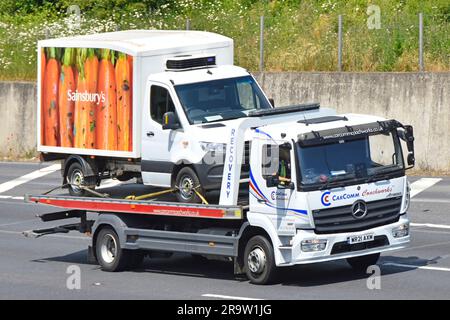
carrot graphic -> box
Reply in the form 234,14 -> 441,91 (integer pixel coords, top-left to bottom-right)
74,49 -> 97,149
40,48 -> 46,145
96,49 -> 117,150
115,53 -> 132,151
58,48 -> 75,147
42,47 -> 60,146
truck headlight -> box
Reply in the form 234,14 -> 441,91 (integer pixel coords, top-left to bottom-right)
392,223 -> 409,238
301,239 -> 327,252
199,142 -> 226,153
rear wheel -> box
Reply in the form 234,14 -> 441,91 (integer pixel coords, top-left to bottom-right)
347,253 -> 380,273
174,167 -> 204,203
244,235 -> 277,285
67,162 -> 95,196
95,227 -> 132,272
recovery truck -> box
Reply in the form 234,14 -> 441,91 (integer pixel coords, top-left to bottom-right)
26,103 -> 415,284
28,30 -> 416,284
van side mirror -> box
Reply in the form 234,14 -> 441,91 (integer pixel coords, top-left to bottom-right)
162,112 -> 180,130
269,98 -> 275,107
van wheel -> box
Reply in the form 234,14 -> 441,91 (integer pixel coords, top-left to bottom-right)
174,167 -> 204,203
347,253 -> 380,273
95,227 -> 132,272
244,235 -> 277,285
67,162 -> 88,197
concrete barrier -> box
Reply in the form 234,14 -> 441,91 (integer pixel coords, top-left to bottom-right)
254,72 -> 450,173
0,72 -> 449,172
0,81 -> 37,158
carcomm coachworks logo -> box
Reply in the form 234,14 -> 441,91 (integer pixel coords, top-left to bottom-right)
321,191 -> 331,207
321,191 -> 361,207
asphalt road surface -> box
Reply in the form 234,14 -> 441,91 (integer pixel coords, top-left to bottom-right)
0,161 -> 449,300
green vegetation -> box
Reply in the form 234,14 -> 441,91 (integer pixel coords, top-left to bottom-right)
0,0 -> 448,80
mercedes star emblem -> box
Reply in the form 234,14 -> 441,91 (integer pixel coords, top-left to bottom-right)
351,200 -> 368,219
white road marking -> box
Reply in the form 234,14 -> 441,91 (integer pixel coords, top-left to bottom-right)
0,229 -> 89,240
383,262 -> 450,272
411,222 -> 450,230
0,163 -> 61,194
202,294 -> 264,300
412,198 -> 450,204
0,219 -> 42,227
409,178 -> 442,198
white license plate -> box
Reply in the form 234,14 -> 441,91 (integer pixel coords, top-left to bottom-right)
347,233 -> 374,244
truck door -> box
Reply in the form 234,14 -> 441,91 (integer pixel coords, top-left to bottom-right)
141,82 -> 182,187
250,140 -> 296,211
250,139 -> 300,232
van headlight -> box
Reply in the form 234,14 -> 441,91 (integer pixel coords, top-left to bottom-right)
199,142 -> 226,153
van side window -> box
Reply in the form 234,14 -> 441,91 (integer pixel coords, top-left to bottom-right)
150,85 -> 175,124
237,80 -> 261,110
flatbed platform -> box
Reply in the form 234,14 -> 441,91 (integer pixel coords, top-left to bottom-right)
25,194 -> 245,220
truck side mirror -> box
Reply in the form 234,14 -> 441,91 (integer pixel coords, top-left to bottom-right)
269,98 -> 275,107
407,153 -> 415,166
404,125 -> 414,151
398,125 -> 415,168
162,112 -> 180,130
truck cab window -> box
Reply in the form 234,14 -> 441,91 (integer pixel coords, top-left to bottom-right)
261,144 -> 291,182
150,85 -> 175,124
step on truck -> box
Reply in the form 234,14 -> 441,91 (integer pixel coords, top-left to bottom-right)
27,30 -> 416,284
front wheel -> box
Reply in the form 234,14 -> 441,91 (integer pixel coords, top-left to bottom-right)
95,227 -> 133,272
244,235 -> 277,285
347,253 -> 380,273
174,167 -> 204,204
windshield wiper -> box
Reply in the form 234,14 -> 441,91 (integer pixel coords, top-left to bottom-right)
318,178 -> 348,190
366,167 -> 402,183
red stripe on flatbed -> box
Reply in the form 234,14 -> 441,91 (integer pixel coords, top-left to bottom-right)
31,197 -> 227,218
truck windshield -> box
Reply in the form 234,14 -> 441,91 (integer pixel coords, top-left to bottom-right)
175,76 -> 272,124
297,131 -> 404,189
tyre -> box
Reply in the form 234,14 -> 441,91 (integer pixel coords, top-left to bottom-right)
174,167 -> 204,203
66,162 -> 95,196
95,227 -> 132,272
347,253 -> 380,273
244,235 -> 277,285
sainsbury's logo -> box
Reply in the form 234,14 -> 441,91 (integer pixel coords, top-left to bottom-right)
67,90 -> 105,106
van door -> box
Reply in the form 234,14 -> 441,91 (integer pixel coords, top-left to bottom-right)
141,82 -> 182,187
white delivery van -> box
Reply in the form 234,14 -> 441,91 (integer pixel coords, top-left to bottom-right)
38,30 -> 273,201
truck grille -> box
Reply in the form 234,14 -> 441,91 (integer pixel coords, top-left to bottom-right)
312,197 -> 402,234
